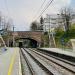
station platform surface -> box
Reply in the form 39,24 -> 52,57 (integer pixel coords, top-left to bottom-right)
0,47 -> 22,75
40,48 -> 75,58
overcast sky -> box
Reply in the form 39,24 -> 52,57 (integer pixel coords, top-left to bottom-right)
0,0 -> 74,31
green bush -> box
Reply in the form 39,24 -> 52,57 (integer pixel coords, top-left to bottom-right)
55,26 -> 75,48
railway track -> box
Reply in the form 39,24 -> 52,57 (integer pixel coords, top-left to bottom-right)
37,48 -> 75,63
20,48 -> 75,75
20,48 -> 53,75
29,48 -> 75,67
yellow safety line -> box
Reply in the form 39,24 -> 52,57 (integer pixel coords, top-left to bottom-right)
7,49 -> 17,75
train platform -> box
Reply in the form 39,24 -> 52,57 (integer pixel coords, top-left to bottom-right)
40,48 -> 75,58
0,47 -> 22,75
0,47 -> 7,54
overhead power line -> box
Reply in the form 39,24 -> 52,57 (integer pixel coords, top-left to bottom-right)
35,0 -> 54,20
33,0 -> 47,20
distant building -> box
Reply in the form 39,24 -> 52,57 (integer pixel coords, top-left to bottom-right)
43,14 -> 58,32
43,14 -> 66,32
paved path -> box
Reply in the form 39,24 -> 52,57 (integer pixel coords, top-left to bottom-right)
0,47 -> 22,75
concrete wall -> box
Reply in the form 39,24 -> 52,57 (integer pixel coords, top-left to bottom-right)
70,39 -> 75,52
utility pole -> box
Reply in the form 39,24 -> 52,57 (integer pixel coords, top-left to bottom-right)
13,26 -> 15,47
47,14 -> 51,47
51,29 -> 56,47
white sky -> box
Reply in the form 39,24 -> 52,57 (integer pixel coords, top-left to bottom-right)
0,0 -> 72,31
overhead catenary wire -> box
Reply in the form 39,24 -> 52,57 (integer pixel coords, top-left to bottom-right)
33,0 -> 47,20
37,0 -> 54,19
35,0 -> 54,21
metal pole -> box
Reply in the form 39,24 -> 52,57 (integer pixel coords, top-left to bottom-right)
48,15 -> 51,47
13,26 -> 15,47
8,38 -> 9,47
52,32 -> 56,47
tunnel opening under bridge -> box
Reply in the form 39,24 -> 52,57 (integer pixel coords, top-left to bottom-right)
16,38 -> 39,48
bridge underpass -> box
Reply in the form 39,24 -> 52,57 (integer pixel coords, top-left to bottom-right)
6,31 -> 43,48
16,38 -> 39,48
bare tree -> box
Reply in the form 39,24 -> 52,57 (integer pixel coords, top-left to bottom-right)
0,12 -> 3,30
5,19 -> 12,31
59,7 -> 75,32
0,15 -> 12,34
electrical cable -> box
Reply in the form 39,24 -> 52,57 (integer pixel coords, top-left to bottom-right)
33,0 -> 47,20
35,0 -> 54,20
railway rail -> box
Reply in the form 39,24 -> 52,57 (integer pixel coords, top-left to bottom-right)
20,48 -> 75,75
